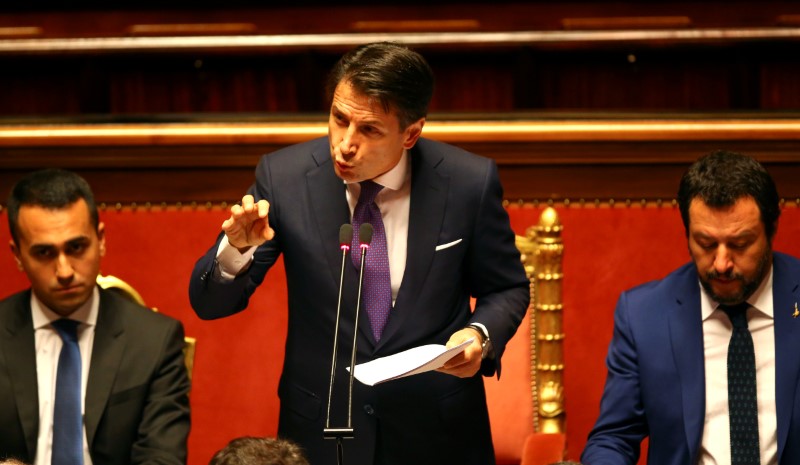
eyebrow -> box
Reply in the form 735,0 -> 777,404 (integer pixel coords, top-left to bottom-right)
331,104 -> 387,128
692,230 -> 757,241
28,236 -> 91,250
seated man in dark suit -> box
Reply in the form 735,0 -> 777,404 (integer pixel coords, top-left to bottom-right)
0,169 -> 190,465
582,151 -> 800,464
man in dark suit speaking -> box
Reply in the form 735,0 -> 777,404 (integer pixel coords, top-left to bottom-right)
189,42 -> 530,465
0,169 -> 190,465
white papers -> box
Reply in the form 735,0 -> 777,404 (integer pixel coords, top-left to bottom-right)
348,338 -> 474,386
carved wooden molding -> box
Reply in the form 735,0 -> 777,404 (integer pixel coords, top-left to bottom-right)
1,27 -> 800,54
3,118 -> 800,148
518,207 -> 565,433
3,117 -> 800,202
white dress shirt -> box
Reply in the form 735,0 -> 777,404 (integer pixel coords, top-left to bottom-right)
698,266 -> 777,465
32,287 -> 98,465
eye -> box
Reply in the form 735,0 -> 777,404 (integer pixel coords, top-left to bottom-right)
362,125 -> 384,137
65,241 -> 88,256
696,241 -> 716,251
31,247 -> 56,260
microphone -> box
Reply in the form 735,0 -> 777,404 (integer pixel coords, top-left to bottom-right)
358,223 -> 373,254
346,223 -> 373,420
325,224 -> 354,440
323,223 -> 373,465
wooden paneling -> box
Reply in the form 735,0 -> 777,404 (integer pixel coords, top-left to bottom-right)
2,117 -> 800,203
1,2 -> 800,116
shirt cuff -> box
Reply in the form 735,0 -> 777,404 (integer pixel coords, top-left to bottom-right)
214,235 -> 257,281
469,322 -> 490,341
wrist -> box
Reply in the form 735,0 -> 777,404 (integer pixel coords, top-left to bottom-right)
466,323 -> 493,360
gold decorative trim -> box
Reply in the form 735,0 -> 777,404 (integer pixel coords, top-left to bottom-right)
518,206 -> 566,434
95,273 -> 196,383
1,27 -> 800,53
0,27 -> 43,38
1,199 -> 799,212
3,119 -> 800,147
537,364 -> 566,371
96,274 -> 146,305
535,304 -> 564,312
538,333 -> 566,341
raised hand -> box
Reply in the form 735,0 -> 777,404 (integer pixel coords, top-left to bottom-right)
221,195 -> 275,250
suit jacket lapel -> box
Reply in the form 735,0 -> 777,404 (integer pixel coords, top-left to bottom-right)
1,291 -> 39,458
307,147 -> 350,287
84,289 -> 125,448
376,147 -> 448,350
306,148 -> 368,343
772,253 -> 800,462
667,268 -> 705,461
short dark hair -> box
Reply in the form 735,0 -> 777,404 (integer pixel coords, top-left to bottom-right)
209,437 -> 309,465
6,168 -> 98,245
677,150 -> 780,239
325,41 -> 435,129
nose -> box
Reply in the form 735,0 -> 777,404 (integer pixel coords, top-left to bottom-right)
55,253 -> 75,283
713,246 -> 734,275
338,124 -> 358,158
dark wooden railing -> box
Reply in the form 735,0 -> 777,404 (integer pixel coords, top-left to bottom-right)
3,116 -> 800,203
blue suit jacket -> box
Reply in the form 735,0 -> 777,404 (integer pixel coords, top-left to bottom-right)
189,137 -> 530,465
582,252 -> 800,465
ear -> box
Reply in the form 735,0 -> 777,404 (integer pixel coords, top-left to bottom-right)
9,239 -> 22,271
97,222 -> 106,257
401,118 -> 425,150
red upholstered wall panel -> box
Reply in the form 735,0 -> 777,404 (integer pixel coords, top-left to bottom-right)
2,206 -> 799,464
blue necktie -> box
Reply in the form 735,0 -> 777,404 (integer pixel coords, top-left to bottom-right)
351,180 -> 392,341
51,319 -> 84,465
721,303 -> 760,465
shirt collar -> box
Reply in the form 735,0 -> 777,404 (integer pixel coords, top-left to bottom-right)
344,149 -> 409,192
31,285 -> 100,330
700,264 -> 774,321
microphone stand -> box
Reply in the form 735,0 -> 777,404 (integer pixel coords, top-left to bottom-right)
324,223 -> 373,465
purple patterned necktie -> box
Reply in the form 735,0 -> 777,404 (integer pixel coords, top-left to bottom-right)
351,180 -> 392,341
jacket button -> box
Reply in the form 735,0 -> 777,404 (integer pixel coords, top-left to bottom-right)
363,404 -> 375,415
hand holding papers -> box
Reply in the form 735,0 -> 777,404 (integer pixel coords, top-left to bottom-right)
348,338 -> 474,386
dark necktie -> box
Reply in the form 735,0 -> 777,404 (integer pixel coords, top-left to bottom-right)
720,303 -> 760,465
351,180 -> 392,341
51,319 -> 84,465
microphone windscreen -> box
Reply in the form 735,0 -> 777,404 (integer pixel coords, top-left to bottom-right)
359,223 -> 373,245
339,223 -> 353,246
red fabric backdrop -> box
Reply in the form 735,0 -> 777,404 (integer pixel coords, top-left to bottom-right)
2,204 -> 799,464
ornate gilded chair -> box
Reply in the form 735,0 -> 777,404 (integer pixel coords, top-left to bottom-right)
96,274 -> 196,382
516,207 -> 566,465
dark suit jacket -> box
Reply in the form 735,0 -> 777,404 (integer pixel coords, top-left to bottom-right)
0,287 -> 191,465
581,252 -> 800,465
190,136 -> 529,465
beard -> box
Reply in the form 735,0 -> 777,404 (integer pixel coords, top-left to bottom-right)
698,247 -> 772,305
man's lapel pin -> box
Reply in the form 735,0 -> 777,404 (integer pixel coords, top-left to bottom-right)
793,302 -> 799,318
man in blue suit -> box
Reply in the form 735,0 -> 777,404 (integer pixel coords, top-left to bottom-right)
582,151 -> 800,465
189,42 -> 529,465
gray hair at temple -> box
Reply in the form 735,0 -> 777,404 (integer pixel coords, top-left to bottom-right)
326,41 -> 435,130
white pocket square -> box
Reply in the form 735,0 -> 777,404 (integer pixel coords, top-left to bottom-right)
435,239 -> 462,251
